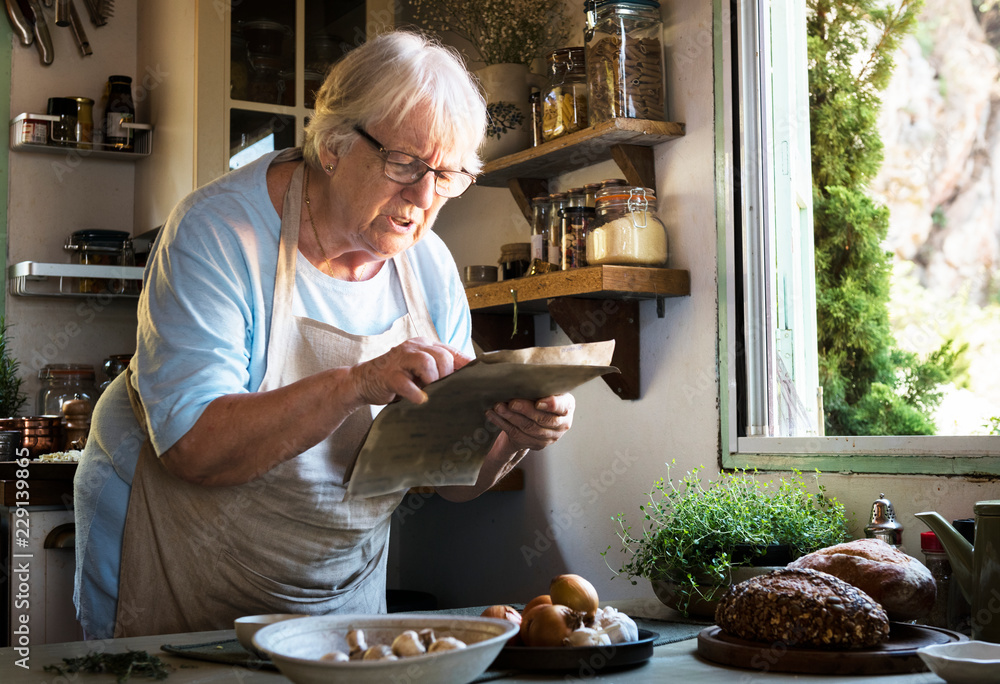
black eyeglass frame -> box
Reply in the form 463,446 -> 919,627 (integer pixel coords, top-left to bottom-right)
352,126 -> 476,198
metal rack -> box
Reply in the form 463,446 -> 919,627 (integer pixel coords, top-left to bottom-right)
9,113 -> 154,159
8,261 -> 144,298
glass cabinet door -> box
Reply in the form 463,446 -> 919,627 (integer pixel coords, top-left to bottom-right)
226,0 -> 369,170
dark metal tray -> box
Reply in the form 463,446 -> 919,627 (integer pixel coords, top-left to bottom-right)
490,628 -> 657,673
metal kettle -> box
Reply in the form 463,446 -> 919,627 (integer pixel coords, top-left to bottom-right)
916,500 -> 1000,642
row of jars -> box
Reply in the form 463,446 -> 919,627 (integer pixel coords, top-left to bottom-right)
527,180 -> 668,273
531,0 -> 666,145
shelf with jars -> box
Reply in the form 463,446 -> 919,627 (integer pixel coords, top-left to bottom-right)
10,113 -> 153,160
7,262 -> 144,299
468,118 -> 688,400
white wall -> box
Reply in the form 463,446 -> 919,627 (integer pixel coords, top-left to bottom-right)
6,4 -> 140,409
389,0 -> 999,608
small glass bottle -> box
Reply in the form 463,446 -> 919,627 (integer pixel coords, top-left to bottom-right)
585,0 -> 666,124
546,192 -> 568,269
542,47 -> 589,141
919,531 -> 951,629
530,195 -> 551,265
561,188 -> 594,269
104,75 -> 136,151
587,186 -> 668,265
71,96 -> 94,149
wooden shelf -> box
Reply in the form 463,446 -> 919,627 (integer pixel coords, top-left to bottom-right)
468,120 -> 689,400
466,266 -> 690,313
477,118 -> 685,187
467,267 -> 690,399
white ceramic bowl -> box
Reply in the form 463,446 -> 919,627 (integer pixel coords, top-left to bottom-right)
917,640 -> 1000,684
252,613 -> 518,684
234,614 -> 307,656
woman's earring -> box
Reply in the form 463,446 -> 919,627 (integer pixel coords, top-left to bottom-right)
325,164 -> 335,173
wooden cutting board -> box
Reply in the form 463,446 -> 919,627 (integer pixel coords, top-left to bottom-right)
697,622 -> 966,675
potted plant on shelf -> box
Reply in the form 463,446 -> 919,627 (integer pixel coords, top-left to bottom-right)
605,464 -> 851,618
411,0 -> 569,160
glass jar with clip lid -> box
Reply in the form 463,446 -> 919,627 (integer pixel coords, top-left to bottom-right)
587,185 -> 668,265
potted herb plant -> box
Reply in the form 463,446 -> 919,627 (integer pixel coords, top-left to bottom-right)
0,317 -> 27,460
605,464 -> 851,617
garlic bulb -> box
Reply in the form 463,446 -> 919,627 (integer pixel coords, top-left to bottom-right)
564,627 -> 612,647
362,644 -> 398,661
347,629 -> 367,655
319,651 -> 349,662
427,636 -> 467,652
418,628 -> 437,649
391,630 -> 426,658
592,607 -> 639,644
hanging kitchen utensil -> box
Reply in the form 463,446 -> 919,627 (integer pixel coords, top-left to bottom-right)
67,0 -> 90,55
4,0 -> 32,45
80,0 -> 100,25
54,0 -> 67,25
18,0 -> 53,65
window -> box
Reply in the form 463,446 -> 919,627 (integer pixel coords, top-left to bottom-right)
719,0 -> 1000,475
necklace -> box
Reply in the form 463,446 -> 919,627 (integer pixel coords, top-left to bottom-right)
304,165 -> 369,281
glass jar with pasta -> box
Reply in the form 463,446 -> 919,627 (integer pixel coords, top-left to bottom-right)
585,0 -> 665,124
542,47 -> 589,142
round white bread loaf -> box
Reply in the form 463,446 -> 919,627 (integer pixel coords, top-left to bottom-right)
787,538 -> 935,621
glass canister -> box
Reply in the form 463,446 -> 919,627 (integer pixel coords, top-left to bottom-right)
498,243 -> 531,280
585,0 -> 666,124
64,229 -> 135,294
542,47 -> 589,142
37,365 -> 98,448
587,186 -> 668,265
530,195 -> 551,265
560,189 -> 594,269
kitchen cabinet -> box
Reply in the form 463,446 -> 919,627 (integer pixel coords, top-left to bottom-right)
135,1 -> 400,229
467,119 -> 690,400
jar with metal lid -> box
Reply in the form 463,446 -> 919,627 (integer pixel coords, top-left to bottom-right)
72,96 -> 94,149
64,229 -> 135,294
585,0 -> 665,124
37,364 -> 98,430
561,197 -> 596,270
542,47 -> 589,142
586,186 -> 668,265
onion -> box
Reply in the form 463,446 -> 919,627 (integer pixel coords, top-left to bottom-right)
481,605 -> 523,644
550,574 -> 599,619
523,594 -> 552,615
520,604 -> 583,647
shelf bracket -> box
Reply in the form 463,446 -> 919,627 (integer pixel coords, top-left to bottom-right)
547,298 -> 641,399
507,178 -> 548,224
610,144 -> 656,189
657,296 -> 665,318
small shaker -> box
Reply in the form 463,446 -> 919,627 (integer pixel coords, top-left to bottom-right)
865,493 -> 904,548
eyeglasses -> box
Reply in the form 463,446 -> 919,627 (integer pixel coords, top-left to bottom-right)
353,127 -> 476,198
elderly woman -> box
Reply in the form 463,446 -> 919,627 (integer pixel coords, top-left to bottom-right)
73,31 -> 575,639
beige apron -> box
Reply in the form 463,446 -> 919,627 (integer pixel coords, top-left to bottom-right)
113,158 -> 439,637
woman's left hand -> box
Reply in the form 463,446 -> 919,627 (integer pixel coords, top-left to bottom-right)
486,393 -> 575,451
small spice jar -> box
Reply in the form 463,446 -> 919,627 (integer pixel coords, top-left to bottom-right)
586,186 -> 668,266
46,97 -> 78,146
585,0 -> 666,124
498,243 -> 531,280
919,531 -> 951,630
546,192 -> 568,270
542,47 -> 589,141
560,188 -> 594,269
72,96 -> 94,149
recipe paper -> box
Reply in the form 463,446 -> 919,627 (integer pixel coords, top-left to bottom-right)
345,341 -> 618,498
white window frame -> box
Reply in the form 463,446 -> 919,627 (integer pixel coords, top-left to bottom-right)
716,0 -> 1000,476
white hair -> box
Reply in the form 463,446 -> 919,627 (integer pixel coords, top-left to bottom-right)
304,30 -> 487,174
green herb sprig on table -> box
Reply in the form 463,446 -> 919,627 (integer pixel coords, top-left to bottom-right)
44,650 -> 169,683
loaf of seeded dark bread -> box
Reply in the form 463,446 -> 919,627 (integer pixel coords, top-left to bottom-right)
787,538 -> 935,621
715,568 -> 890,648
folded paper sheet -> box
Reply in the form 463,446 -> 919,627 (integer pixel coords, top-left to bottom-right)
346,341 -> 618,498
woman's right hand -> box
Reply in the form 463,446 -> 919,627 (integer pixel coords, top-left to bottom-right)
349,337 -> 473,406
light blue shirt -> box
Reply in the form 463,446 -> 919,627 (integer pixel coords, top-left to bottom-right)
74,149 -> 472,638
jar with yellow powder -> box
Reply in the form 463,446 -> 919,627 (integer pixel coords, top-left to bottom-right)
587,186 -> 668,266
